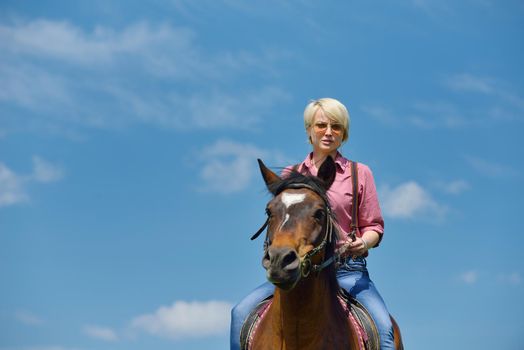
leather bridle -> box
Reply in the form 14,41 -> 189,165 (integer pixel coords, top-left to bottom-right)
251,183 -> 338,279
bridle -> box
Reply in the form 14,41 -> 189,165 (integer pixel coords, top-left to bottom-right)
251,183 -> 339,279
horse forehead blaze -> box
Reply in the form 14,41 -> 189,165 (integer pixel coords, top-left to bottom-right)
280,192 -> 306,208
270,189 -> 323,245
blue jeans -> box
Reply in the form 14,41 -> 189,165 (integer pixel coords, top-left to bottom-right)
230,257 -> 394,350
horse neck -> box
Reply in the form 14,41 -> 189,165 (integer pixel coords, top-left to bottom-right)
269,268 -> 349,346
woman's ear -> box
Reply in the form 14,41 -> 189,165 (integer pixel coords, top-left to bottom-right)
257,159 -> 281,194
317,156 -> 336,190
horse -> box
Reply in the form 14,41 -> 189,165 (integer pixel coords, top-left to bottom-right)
242,156 -> 403,350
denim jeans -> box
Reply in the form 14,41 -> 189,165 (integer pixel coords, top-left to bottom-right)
230,257 -> 394,350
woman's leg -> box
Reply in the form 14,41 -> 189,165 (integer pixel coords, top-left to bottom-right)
337,258 -> 395,350
230,281 -> 274,350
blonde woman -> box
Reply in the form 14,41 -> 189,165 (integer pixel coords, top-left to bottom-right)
231,98 -> 394,349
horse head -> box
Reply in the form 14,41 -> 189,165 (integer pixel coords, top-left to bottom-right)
255,157 -> 338,291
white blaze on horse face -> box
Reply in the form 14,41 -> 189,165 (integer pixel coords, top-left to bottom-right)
278,193 -> 306,230
279,213 -> 290,231
281,192 -> 306,209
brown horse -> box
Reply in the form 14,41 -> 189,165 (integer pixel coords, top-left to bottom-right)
246,157 -> 403,350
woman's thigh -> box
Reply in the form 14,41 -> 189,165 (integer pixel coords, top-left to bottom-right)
232,282 -> 274,317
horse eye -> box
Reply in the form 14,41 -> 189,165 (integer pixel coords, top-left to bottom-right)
313,209 -> 325,221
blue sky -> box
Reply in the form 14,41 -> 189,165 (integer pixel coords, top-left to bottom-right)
1,1 -> 523,349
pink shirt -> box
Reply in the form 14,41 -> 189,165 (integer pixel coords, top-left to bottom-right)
285,152 -> 384,248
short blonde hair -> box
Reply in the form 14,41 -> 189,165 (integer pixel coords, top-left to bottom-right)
304,98 -> 350,142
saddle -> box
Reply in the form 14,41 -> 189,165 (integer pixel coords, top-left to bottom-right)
239,289 -> 380,350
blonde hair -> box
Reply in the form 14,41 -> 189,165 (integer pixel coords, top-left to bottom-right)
304,98 -> 350,142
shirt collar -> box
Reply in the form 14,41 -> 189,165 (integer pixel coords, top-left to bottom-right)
302,152 -> 349,173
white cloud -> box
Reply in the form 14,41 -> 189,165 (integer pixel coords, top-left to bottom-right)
0,347 -> 82,350
83,325 -> 118,342
0,19 -> 289,134
197,139 -> 289,194
459,270 -> 478,284
369,72 -> 524,131
106,86 -> 289,131
446,73 -> 495,94
464,155 -> 518,178
0,162 -> 28,206
14,310 -> 44,326
361,105 -> 397,125
130,300 -> 232,339
434,179 -> 470,195
0,156 -> 64,208
379,181 -> 446,219
445,73 -> 524,121
32,156 -> 64,183
0,20 -> 194,66
410,102 -> 470,129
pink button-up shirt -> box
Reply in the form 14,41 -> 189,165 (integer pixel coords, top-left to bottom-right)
285,152 -> 384,248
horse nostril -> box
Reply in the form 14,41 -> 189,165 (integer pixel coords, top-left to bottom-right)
281,250 -> 299,271
262,250 -> 271,270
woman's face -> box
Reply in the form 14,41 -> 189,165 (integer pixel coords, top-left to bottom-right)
308,109 -> 344,155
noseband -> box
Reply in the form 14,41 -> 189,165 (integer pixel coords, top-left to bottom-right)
251,183 -> 338,278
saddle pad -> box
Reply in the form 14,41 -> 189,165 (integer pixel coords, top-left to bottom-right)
339,289 -> 380,350
240,297 -> 272,350
240,291 -> 377,350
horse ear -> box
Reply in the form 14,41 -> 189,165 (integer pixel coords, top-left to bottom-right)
258,159 -> 281,192
317,156 -> 336,190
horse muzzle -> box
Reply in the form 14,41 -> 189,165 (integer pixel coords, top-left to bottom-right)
262,246 -> 300,290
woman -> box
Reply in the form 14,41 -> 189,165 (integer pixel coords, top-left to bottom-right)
230,98 -> 394,349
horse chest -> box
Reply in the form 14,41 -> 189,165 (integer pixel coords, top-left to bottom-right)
251,306 -> 355,350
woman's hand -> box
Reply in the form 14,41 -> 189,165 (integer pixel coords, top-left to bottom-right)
346,237 -> 369,257
340,230 -> 380,257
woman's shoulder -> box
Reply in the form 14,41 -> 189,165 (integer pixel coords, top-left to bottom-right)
351,160 -> 375,180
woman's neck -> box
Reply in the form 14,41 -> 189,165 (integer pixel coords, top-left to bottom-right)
312,150 -> 338,170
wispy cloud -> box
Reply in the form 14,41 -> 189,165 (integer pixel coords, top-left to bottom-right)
458,270 -> 522,285
130,300 -> 232,339
0,18 -> 290,135
32,156 -> 64,183
0,162 -> 28,206
0,156 -> 64,207
196,139 -> 289,194
433,179 -> 471,195
0,347 -> 83,350
464,155 -> 518,178
83,325 -> 118,342
365,72 -> 524,130
360,105 -> 398,126
410,0 -> 451,14
445,73 -> 495,94
379,181 -> 447,220
0,19 -> 194,66
498,272 -> 522,286
445,73 -> 524,122
458,270 -> 478,284
14,310 -> 44,326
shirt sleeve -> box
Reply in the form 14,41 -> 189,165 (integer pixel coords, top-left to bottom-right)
358,164 -> 385,247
